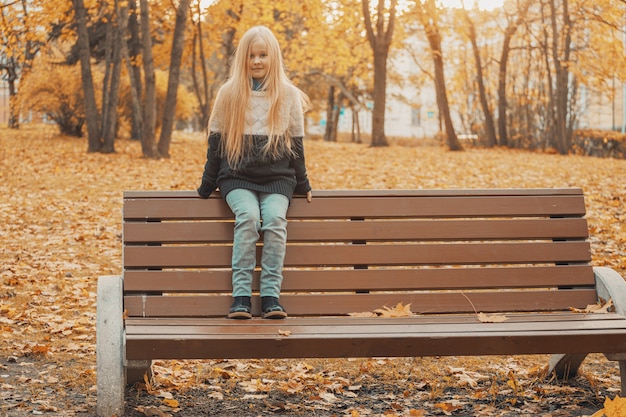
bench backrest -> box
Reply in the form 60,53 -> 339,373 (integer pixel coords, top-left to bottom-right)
122,189 -> 596,318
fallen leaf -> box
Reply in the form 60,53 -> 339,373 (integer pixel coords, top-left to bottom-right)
347,311 -> 378,317
570,299 -> 614,314
162,398 -> 179,408
243,394 -> 268,400
434,401 -> 462,415
602,395 -> 626,417
278,329 -> 292,336
477,312 -> 508,323
373,302 -> 414,317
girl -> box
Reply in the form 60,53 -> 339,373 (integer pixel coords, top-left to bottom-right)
197,26 -> 312,320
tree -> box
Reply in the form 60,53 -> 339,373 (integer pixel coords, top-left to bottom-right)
19,61 -> 89,136
460,4 -> 497,147
545,0 -> 574,155
496,0 -> 531,147
139,0 -> 158,158
158,0 -> 192,158
100,0 -> 123,153
412,0 -> 463,151
362,0 -> 398,147
0,0 -> 44,129
73,0 -> 101,152
116,0 -> 143,143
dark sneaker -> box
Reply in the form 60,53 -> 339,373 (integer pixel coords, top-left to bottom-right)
261,296 -> 288,319
228,296 -> 252,319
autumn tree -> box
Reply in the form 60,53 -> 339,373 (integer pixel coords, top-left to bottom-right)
410,0 -> 463,151
0,0 -> 46,129
362,0 -> 397,147
73,0 -> 101,152
138,0 -> 158,158
543,0 -> 574,155
302,0 -> 372,143
19,60 -> 90,136
157,0 -> 192,158
460,3 -> 497,147
496,0 -> 532,147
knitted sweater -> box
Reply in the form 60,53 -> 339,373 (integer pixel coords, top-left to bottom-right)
197,86 -> 312,200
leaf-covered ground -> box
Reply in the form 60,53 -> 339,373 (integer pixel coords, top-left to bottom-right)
1,125 -> 625,416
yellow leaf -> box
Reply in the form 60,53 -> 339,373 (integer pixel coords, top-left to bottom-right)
163,398 -> 179,408
570,299 -> 614,314
604,395 -> 626,417
477,312 -> 508,323
278,329 -> 292,336
374,302 -> 413,317
434,402 -> 462,415
348,311 -> 378,317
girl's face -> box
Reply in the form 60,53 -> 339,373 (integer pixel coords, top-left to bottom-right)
248,39 -> 269,81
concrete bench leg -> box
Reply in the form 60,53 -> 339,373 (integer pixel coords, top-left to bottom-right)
97,275 -> 125,417
548,353 -> 587,380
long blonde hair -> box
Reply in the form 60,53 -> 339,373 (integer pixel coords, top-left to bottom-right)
211,26 -> 308,169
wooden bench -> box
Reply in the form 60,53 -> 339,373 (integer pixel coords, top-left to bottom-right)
96,188 -> 626,416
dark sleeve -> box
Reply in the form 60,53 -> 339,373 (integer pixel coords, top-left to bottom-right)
290,136 -> 312,195
197,132 -> 222,198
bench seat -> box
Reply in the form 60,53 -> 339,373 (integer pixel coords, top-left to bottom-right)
125,313 -> 626,360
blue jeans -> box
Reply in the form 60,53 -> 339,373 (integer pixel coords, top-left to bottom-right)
225,189 -> 289,298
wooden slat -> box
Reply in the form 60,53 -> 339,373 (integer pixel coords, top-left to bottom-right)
123,241 -> 591,269
125,311 -> 626,328
123,265 -> 596,293
123,218 -> 589,244
124,289 -> 599,318
123,193 -> 586,220
126,330 -> 626,360
125,314 -> 626,360
126,315 -> 626,336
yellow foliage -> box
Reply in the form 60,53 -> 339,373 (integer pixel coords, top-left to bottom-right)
17,59 -> 102,136
118,69 -> 197,135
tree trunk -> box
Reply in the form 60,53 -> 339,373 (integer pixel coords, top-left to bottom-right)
464,10 -> 497,147
352,107 -> 362,143
73,0 -> 101,152
101,14 -> 113,140
158,0 -> 191,158
497,25 -> 515,147
7,65 -> 19,129
101,11 -> 122,154
139,0 -> 159,159
549,0 -> 573,155
331,93 -> 344,142
415,0 -> 462,151
324,86 -> 336,142
362,0 -> 397,147
117,0 -> 143,143
191,26 -> 209,129
370,48 -> 389,146
497,1 -> 530,147
128,0 -> 143,140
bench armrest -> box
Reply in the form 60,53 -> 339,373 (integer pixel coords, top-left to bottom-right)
594,266 -> 626,316
96,275 -> 125,416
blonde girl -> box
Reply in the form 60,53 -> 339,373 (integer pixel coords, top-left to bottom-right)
198,26 -> 312,320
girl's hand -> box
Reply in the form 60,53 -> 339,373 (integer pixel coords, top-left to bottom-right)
306,190 -> 312,203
